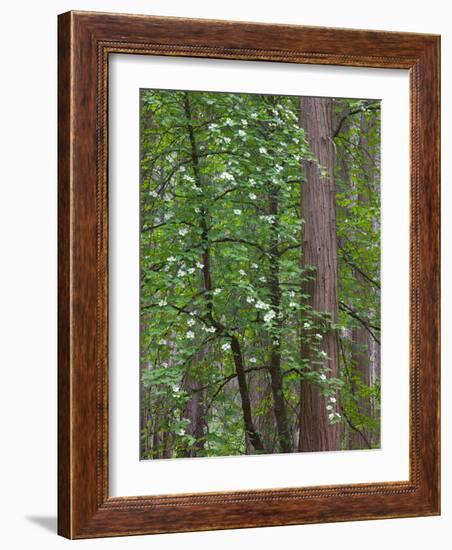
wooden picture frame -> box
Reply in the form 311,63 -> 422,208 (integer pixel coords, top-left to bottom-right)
58,10 -> 440,539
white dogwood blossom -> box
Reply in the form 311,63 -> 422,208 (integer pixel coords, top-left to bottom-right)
263,310 -> 276,323
220,172 -> 234,181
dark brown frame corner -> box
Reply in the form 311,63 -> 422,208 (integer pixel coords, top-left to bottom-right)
58,10 -> 440,539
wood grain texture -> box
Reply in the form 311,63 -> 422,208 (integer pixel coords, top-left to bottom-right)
58,10 -> 440,539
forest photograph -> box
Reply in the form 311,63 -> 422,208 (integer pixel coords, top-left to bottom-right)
139,88 -> 381,460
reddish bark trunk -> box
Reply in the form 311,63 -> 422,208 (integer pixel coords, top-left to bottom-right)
298,97 -> 341,452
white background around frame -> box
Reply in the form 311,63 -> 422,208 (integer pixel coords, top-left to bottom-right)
1,1 -> 450,549
109,54 -> 409,497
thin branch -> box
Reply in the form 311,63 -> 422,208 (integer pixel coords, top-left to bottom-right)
279,242 -> 302,256
338,246 -> 380,289
210,237 -> 268,255
203,366 -> 268,415
341,410 -> 372,449
333,103 -> 380,138
339,301 -> 381,345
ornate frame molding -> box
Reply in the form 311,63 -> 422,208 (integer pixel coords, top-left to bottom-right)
58,11 -> 440,538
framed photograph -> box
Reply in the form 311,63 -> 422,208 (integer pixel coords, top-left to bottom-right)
58,11 -> 440,539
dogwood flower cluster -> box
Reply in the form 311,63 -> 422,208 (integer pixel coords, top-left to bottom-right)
255,300 -> 270,311
326,395 -> 340,421
220,172 -> 234,181
263,310 -> 276,323
259,214 -> 276,224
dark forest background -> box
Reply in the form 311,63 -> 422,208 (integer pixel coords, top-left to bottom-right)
139,90 -> 381,459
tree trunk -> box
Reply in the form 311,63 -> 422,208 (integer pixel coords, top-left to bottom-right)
230,337 -> 265,452
298,96 -> 341,452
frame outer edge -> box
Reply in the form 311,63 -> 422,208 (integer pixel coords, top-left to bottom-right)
421,36 -> 441,515
57,10 -> 441,538
57,11 -> 73,539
